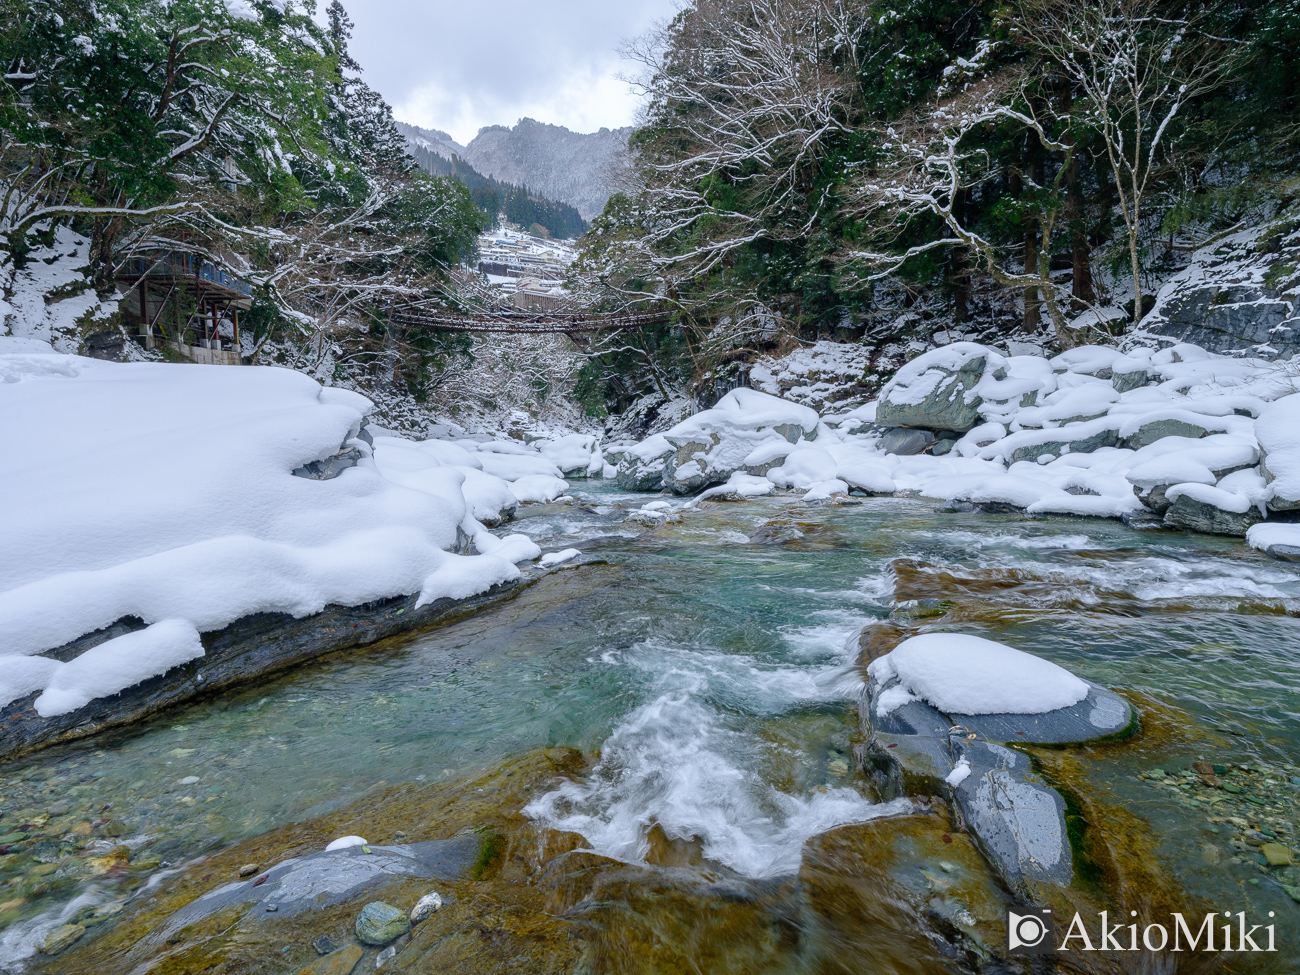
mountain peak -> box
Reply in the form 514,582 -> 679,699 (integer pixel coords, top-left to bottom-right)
459,119 -> 632,219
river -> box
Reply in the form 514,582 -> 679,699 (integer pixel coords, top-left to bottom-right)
2,486 -> 1299,969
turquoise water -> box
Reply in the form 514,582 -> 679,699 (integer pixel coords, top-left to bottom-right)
2,486 -> 1299,963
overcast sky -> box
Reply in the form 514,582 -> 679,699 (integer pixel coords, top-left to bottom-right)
344,0 -> 680,146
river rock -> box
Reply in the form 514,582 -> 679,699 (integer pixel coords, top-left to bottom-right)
293,445 -> 364,481
948,683 -> 1133,744
1163,493 -> 1263,536
40,923 -> 85,955
664,439 -> 717,494
155,838 -> 479,939
863,646 -> 1134,892
1262,842 -> 1294,866
876,343 -> 989,433
948,739 -> 1073,888
297,943 -> 363,975
615,438 -> 674,492
1112,367 -> 1151,393
879,428 -> 935,456
1007,421 -> 1120,464
1119,416 -> 1212,451
355,901 -> 410,945
410,890 -> 443,923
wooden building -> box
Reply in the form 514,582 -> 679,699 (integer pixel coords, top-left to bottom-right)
117,252 -> 253,365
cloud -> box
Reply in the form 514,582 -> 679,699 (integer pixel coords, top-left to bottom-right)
343,0 -> 678,145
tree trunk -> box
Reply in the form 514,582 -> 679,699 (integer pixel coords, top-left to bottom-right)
950,245 -> 969,326
1014,167 -> 1041,333
1064,154 -> 1094,311
1057,82 -> 1095,313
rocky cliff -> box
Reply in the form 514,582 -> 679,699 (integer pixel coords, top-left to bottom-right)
461,118 -> 632,220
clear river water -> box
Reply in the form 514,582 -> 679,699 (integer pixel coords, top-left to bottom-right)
2,486 -> 1299,969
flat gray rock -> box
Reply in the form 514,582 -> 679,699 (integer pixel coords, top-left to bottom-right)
947,683 -> 1133,745
949,739 -> 1073,889
153,838 -> 479,943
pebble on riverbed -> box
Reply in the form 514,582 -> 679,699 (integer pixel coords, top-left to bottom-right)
409,890 -> 443,923
1137,758 -> 1300,898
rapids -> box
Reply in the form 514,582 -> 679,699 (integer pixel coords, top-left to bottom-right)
2,487 -> 1299,969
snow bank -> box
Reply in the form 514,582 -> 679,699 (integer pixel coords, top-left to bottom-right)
604,336 -> 1300,545
871,634 -> 1089,715
0,353 -> 550,715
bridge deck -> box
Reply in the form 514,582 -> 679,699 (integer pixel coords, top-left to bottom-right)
388,309 -> 671,334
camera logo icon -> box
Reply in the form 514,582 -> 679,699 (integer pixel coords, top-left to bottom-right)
1007,908 -> 1055,954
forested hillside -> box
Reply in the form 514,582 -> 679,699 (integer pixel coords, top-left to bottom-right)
404,137 -> 588,240
572,0 -> 1300,417
0,0 -> 486,407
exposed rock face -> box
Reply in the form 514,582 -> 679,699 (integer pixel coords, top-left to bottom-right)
879,428 -> 935,456
292,445 -> 363,480
615,441 -> 675,492
1163,493 -> 1263,536
876,344 -> 988,433
461,119 -> 632,220
1009,424 -> 1119,464
1144,221 -> 1300,356
1112,366 -> 1151,393
1119,417 -> 1209,451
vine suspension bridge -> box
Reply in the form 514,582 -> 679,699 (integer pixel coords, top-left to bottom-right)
386,309 -> 673,334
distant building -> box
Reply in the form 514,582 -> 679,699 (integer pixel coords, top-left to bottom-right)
117,252 -> 253,365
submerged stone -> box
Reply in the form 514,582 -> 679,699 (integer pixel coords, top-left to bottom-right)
40,923 -> 85,955
297,943 -> 362,975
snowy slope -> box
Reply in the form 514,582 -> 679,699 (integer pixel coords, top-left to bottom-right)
0,345 -> 558,716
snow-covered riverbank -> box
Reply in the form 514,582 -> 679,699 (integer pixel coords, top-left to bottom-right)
0,339 -> 600,738
10,320 -> 1300,758
615,339 -> 1300,558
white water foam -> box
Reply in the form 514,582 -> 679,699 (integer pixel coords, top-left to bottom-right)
526,628 -> 893,878
912,530 -> 1095,552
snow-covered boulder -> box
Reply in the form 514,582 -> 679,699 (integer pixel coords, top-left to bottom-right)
876,343 -> 998,433
1247,523 -> 1300,562
616,434 -> 675,492
0,353 -> 539,722
1125,435 -> 1259,514
1257,394 -> 1300,510
538,433 -> 603,478
864,633 -> 1133,891
767,444 -> 839,490
1163,470 -> 1269,536
659,389 -> 818,494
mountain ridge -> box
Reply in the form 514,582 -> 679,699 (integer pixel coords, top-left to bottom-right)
397,118 -> 633,220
